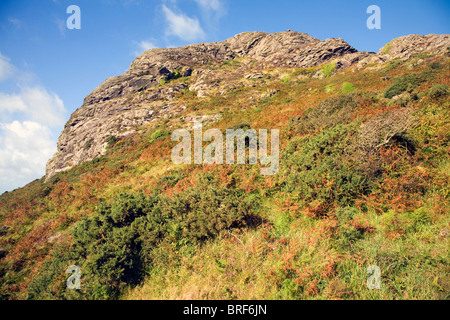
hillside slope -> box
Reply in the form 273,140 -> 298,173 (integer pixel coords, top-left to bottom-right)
1,31 -> 449,300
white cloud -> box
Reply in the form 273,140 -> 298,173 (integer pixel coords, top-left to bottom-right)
162,5 -> 206,42
0,53 -> 67,193
138,40 -> 157,51
0,121 -> 56,192
133,40 -> 157,56
0,52 -> 14,82
194,0 -> 223,12
0,87 -> 66,129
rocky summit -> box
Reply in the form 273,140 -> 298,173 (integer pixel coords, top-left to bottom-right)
45,31 -> 450,180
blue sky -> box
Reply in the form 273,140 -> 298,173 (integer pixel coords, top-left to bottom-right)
0,0 -> 449,193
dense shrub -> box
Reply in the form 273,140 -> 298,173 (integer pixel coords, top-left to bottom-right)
106,135 -> 120,150
282,124 -> 371,216
428,84 -> 448,100
384,72 -> 432,99
429,61 -> 441,70
26,173 -> 260,299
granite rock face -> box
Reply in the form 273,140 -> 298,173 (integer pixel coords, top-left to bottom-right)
45,31 -> 450,180
378,34 -> 450,60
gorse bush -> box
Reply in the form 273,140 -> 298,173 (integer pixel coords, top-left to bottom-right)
429,61 -> 441,70
428,84 -> 448,100
384,74 -> 422,98
384,71 -> 433,99
27,173 -> 261,299
106,136 -> 120,150
282,124 -> 371,217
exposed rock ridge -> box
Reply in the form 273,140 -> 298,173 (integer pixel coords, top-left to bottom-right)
44,31 -> 450,180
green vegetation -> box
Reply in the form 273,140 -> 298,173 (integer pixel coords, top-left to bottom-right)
149,129 -> 170,144
1,50 -> 449,301
384,73 -> 429,98
289,95 -> 357,135
382,42 -> 391,54
83,140 -> 93,150
283,123 -> 371,213
325,84 -> 335,93
27,174 -> 260,299
106,135 -> 120,150
169,69 -> 182,80
341,82 -> 355,93
321,62 -> 336,78
428,84 -> 448,100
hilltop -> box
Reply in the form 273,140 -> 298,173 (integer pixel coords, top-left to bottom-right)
1,31 -> 449,300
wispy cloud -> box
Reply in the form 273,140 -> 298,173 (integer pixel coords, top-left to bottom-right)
194,0 -> 223,13
133,39 -> 158,56
7,17 -> 22,29
0,52 -> 14,82
193,0 -> 226,39
162,4 -> 206,42
55,18 -> 66,37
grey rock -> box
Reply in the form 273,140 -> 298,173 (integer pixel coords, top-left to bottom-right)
379,34 -> 450,60
45,31 -> 450,180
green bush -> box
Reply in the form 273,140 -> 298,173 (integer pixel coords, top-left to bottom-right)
428,84 -> 448,100
384,73 -> 425,99
429,62 -> 441,70
106,136 -> 120,150
282,124 -> 371,215
149,129 -> 170,144
386,60 -> 402,71
26,173 -> 261,299
321,62 -> 337,78
341,82 -> 355,93
169,69 -> 182,80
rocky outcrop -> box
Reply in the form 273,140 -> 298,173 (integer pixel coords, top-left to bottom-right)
44,31 -> 450,180
81,31 -> 362,106
379,34 -> 450,60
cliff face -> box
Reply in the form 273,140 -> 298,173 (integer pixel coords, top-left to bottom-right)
45,31 -> 450,180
